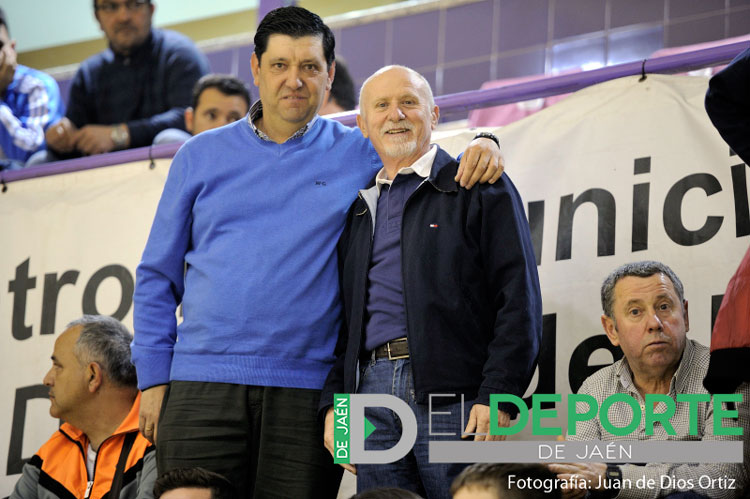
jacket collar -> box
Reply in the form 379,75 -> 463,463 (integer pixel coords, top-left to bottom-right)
60,392 -> 141,444
360,144 -> 457,196
425,146 -> 459,193
373,145 -> 436,194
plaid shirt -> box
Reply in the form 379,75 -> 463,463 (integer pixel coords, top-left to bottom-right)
247,99 -> 317,142
569,339 -> 749,498
0,65 -> 64,162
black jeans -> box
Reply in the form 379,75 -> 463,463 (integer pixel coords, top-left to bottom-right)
156,381 -> 342,498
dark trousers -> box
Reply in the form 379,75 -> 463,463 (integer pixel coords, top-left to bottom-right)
156,381 -> 343,498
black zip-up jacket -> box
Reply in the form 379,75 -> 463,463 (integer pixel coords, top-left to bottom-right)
320,147 -> 542,416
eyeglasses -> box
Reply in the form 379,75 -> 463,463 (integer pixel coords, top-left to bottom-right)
96,0 -> 149,14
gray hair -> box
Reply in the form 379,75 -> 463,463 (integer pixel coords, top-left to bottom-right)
358,65 -> 435,118
68,315 -> 137,388
600,261 -> 685,319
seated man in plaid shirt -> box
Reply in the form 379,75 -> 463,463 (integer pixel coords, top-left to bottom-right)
550,261 -> 748,499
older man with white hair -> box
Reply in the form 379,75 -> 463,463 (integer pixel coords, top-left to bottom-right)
320,65 -> 543,498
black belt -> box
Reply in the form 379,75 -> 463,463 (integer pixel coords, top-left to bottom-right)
372,337 -> 409,360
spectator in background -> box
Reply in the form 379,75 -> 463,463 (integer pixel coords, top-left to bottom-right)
38,0 -> 208,161
320,58 -> 355,114
153,74 -> 251,144
153,468 -> 237,499
10,315 -> 155,499
0,7 -> 63,169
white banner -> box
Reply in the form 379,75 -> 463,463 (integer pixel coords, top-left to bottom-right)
0,158 -> 170,494
0,74 -> 747,494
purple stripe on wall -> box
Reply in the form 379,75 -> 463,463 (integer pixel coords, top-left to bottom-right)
1,142 -> 181,183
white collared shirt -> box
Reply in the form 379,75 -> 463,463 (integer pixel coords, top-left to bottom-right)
375,145 -> 438,196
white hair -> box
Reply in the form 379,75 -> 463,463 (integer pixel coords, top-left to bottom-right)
358,65 -> 435,118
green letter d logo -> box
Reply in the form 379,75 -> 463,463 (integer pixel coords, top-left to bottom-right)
345,394 -> 418,464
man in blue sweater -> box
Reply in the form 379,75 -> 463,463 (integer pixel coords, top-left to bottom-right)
133,7 -> 504,498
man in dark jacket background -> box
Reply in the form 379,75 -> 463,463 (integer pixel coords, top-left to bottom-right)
321,65 -> 542,499
41,0 -> 208,159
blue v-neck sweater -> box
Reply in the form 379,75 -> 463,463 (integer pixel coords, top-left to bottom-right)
132,116 -> 380,391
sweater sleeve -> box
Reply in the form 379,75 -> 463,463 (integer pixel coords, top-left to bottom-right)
319,205 -> 357,419
132,145 -> 197,390
474,173 -> 543,414
318,320 -> 349,422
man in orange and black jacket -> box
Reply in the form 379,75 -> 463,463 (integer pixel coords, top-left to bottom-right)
10,315 -> 155,499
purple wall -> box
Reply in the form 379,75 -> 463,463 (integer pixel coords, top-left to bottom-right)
335,0 -> 750,119
53,0 -> 750,121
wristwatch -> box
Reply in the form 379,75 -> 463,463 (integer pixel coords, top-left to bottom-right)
594,464 -> 622,499
605,464 -> 622,482
472,131 -> 500,149
111,124 -> 129,150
